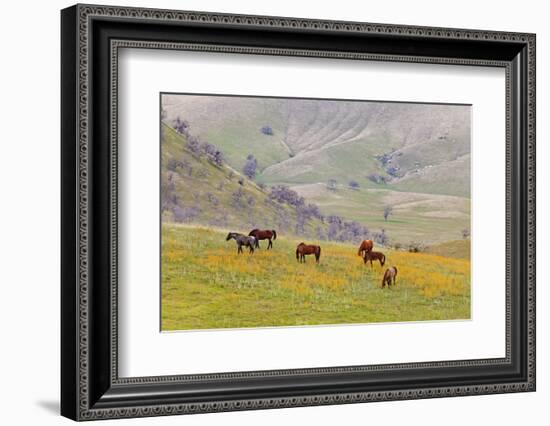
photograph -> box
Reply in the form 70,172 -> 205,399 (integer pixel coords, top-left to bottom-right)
160,93 -> 472,331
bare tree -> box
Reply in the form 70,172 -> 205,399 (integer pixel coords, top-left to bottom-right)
173,116 -> 189,135
374,229 -> 389,245
383,205 -> 393,221
243,154 -> 258,179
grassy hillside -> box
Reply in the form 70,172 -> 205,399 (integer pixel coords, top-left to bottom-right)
426,239 -> 471,260
162,94 -> 471,197
162,225 -> 471,330
162,124 -> 326,236
290,183 -> 470,244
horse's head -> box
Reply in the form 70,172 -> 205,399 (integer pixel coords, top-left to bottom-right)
226,233 -> 233,241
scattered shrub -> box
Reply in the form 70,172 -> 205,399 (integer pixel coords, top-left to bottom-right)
367,174 -> 387,184
260,125 -> 274,136
407,241 -> 426,253
231,187 -> 246,209
373,229 -> 389,245
349,180 -> 360,190
243,154 -> 258,179
173,116 -> 189,135
172,205 -> 200,223
269,185 -> 304,207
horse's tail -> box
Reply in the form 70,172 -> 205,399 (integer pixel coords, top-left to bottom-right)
272,230 -> 277,240
296,247 -> 300,261
316,246 -> 321,262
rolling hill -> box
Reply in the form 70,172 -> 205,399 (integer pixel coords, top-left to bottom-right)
161,123 -> 327,238
162,94 -> 471,197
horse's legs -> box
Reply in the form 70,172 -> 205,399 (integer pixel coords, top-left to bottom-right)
238,244 -> 242,254
268,239 -> 272,250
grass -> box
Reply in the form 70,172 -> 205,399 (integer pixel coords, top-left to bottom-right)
162,124 -> 325,234
290,183 -> 470,244
161,224 -> 471,331
426,239 -> 471,260
162,118 -> 471,246
162,95 -> 471,198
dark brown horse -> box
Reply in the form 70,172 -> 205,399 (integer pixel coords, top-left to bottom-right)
381,266 -> 398,288
357,239 -> 374,257
363,250 -> 385,268
248,229 -> 277,249
296,243 -> 321,264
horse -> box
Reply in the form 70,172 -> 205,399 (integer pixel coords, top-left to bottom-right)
248,229 -> 277,249
363,250 -> 385,267
296,243 -> 321,264
381,266 -> 398,288
357,239 -> 374,257
226,232 -> 256,254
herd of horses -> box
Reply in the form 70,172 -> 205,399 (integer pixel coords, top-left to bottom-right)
225,229 -> 398,288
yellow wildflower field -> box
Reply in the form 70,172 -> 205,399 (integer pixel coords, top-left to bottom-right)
161,224 -> 470,330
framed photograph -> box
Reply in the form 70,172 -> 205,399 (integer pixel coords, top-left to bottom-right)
61,4 -> 536,421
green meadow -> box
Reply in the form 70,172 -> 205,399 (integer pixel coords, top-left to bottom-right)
162,225 -> 470,331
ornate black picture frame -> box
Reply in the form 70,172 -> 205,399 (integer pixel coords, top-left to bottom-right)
61,4 -> 536,421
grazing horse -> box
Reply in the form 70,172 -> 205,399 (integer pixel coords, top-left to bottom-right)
296,243 -> 321,264
357,239 -> 374,257
381,266 -> 398,288
363,250 -> 386,267
226,232 -> 256,254
248,229 -> 277,249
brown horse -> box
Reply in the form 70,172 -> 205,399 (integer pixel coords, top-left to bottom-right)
248,229 -> 277,249
296,243 -> 321,264
363,250 -> 385,267
357,239 -> 374,257
381,266 -> 398,288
